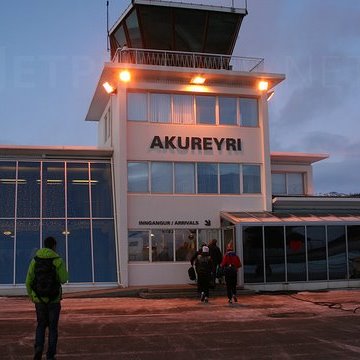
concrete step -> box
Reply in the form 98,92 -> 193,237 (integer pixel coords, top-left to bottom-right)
139,286 -> 254,299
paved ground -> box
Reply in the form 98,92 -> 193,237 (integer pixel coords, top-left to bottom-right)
1,289 -> 360,359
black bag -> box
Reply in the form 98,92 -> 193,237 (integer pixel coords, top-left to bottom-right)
32,256 -> 60,300
188,266 -> 196,281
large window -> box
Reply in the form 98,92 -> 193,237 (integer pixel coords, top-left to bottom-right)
128,162 -> 148,192
42,162 -> 65,218
0,219 -> 15,284
220,163 -> 240,194
272,172 -> 304,195
173,95 -> 194,124
0,162 -> 16,218
128,161 -> 261,195
127,91 -> 258,126
0,160 -> 116,285
307,226 -> 327,280
240,98 -> 258,127
150,93 -> 171,123
197,163 -> 218,193
264,226 -> 285,282
67,163 -> 90,218
17,162 -> 41,218
243,223 -> 359,284
286,226 -> 306,281
175,163 -> 195,193
327,226 -> 347,280
128,92 -> 147,121
243,165 -> 261,194
196,96 -> 216,124
151,162 -> 173,193
219,97 -> 237,125
128,228 -> 217,262
243,226 -> 264,283
348,226 -> 360,279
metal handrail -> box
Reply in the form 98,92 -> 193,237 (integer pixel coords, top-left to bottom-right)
112,48 -> 264,72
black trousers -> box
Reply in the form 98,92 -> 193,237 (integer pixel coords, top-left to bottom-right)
197,275 -> 210,297
225,273 -> 237,300
34,302 -> 61,359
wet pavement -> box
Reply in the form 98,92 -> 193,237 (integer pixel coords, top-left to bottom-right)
1,289 -> 360,359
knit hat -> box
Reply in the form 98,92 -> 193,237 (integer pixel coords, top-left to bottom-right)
202,246 -> 209,253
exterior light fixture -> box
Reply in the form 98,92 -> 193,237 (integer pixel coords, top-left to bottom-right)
3,230 -> 12,236
190,75 -> 206,85
267,90 -> 274,101
258,80 -> 269,91
102,82 -> 116,94
119,70 -> 131,82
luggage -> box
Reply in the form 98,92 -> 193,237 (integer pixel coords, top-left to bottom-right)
188,266 -> 196,281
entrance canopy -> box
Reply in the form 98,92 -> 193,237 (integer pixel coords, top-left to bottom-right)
221,211 -> 360,225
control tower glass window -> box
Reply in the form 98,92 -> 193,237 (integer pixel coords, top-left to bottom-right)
126,10 -> 142,48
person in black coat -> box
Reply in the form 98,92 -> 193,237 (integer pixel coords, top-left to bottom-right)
208,239 -> 222,287
194,246 -> 213,303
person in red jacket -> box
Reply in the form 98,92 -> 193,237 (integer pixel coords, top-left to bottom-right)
221,244 -> 242,304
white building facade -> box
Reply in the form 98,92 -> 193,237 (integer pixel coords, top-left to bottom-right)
1,0 -> 359,295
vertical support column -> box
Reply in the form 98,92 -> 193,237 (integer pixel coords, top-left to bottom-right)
259,93 -> 272,211
112,83 -> 129,287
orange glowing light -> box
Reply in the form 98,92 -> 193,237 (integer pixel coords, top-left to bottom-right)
258,80 -> 269,91
190,75 -> 206,85
119,70 -> 131,82
103,82 -> 116,94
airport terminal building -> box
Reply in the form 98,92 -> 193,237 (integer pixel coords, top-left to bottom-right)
1,0 -> 360,294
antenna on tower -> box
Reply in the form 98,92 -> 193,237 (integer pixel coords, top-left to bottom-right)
106,1 -> 110,52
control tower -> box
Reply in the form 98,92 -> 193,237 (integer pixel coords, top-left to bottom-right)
86,0 -> 285,287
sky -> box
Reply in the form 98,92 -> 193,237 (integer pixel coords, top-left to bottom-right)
0,0 -> 359,194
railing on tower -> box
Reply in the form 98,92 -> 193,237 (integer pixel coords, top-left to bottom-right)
112,48 -> 264,73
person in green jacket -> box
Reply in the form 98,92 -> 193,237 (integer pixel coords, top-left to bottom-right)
26,236 -> 68,360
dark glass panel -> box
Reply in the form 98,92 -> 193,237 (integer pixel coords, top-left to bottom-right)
204,12 -> 239,54
128,162 -> 149,193
0,161 -> 16,218
286,226 -> 306,281
243,165 -> 261,194
139,6 -> 172,50
219,97 -> 237,125
17,162 -> 40,218
93,220 -> 117,282
197,163 -> 218,194
128,230 -> 149,261
327,225 -> 347,280
264,226 -> 285,282
347,225 -> 360,279
174,8 -> 206,52
151,229 -> 174,262
90,163 -> 114,218
307,226 -> 327,281
243,226 -> 264,283
67,163 -> 90,218
220,163 -> 240,194
15,220 -> 40,283
42,162 -> 65,218
175,229 -> 197,262
196,96 -> 215,124
67,220 -> 92,282
113,25 -> 127,48
42,219 -> 66,262
126,10 -> 143,48
0,219 -> 15,284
